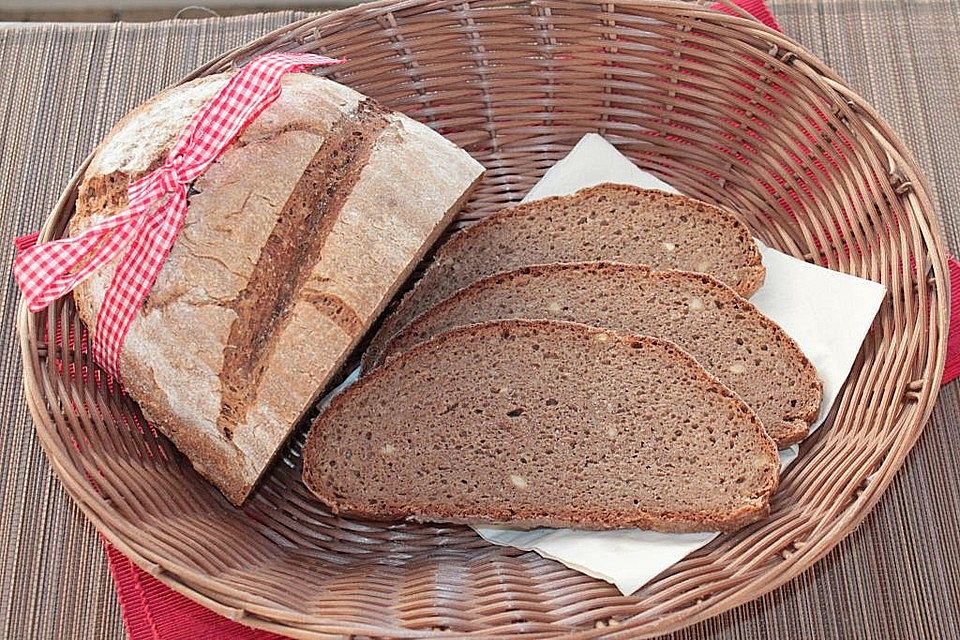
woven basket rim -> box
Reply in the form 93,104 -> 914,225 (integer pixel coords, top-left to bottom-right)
18,1 -> 950,637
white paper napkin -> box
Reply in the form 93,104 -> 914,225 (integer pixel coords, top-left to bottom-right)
473,133 -> 887,595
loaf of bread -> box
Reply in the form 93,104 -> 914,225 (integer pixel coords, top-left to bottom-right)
69,73 -> 485,504
375,262 -> 822,447
304,320 -> 780,532
365,183 -> 764,364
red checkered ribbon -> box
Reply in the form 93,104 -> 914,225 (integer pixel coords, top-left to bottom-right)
13,52 -> 343,378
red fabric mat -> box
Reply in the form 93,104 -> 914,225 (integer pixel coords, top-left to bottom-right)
105,543 -> 282,640
943,258 -> 960,385
102,2 -> 959,638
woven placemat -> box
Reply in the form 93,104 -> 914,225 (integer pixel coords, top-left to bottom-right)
0,2 -> 958,638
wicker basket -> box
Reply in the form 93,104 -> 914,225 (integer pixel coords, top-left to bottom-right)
19,0 -> 948,637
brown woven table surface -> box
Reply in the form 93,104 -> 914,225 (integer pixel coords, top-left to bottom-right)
1,2 -> 958,638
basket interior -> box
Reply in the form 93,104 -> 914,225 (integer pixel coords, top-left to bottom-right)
23,1 -> 947,637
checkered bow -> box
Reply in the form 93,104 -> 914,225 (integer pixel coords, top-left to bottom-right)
13,52 -> 343,378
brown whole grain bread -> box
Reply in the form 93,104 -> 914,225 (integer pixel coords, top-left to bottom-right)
69,72 -> 484,505
365,183 -> 765,364
304,320 -> 780,532
375,263 -> 822,447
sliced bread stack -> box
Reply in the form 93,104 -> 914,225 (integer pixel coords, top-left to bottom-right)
303,183 -> 822,532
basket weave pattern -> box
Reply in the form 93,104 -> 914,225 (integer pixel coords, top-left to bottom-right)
19,1 -> 948,637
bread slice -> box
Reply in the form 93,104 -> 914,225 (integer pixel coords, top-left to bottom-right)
365,183 -> 764,365
375,263 -> 822,447
304,320 -> 780,532
69,73 -> 484,505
